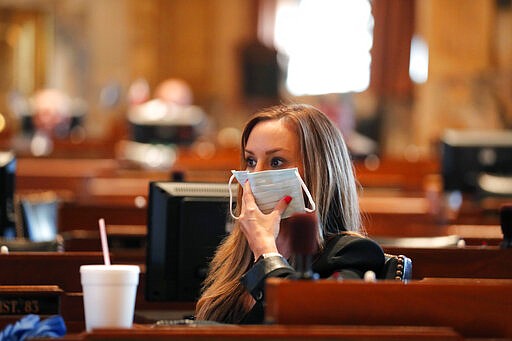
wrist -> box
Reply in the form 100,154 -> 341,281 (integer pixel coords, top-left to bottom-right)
252,241 -> 278,262
255,252 -> 282,263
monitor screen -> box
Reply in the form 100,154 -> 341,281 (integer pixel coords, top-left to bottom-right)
0,151 -> 16,238
128,100 -> 206,146
145,181 -> 236,302
440,130 -> 512,192
19,192 -> 58,242
130,123 -> 198,145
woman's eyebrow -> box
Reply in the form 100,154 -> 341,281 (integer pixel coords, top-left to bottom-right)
265,148 -> 285,155
245,148 -> 286,155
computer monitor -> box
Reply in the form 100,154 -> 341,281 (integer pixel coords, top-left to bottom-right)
145,181 -> 236,302
128,100 -> 206,146
0,151 -> 16,238
19,192 -> 59,242
440,129 -> 512,193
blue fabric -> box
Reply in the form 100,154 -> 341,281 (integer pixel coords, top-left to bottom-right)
0,314 -> 66,341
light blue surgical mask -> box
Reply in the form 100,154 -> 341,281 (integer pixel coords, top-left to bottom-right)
228,167 -> 316,220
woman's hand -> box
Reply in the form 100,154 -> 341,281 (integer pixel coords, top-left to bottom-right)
238,181 -> 292,261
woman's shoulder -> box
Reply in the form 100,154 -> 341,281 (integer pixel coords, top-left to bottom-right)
329,233 -> 380,248
325,233 -> 384,259
313,233 -> 385,278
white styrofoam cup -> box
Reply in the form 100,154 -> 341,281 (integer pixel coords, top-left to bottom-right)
80,264 -> 140,332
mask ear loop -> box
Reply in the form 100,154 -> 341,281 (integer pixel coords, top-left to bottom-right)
228,174 -> 240,220
295,169 -> 316,212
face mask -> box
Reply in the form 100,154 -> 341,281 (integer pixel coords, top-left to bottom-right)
228,167 -> 316,220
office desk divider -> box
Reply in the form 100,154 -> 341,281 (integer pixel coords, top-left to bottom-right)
265,277 -> 512,339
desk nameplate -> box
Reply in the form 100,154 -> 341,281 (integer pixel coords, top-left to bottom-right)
0,285 -> 62,316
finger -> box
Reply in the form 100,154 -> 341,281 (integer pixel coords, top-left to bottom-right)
274,195 -> 292,216
243,180 -> 253,195
242,181 -> 257,210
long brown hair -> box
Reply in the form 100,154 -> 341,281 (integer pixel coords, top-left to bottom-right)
195,103 -> 362,323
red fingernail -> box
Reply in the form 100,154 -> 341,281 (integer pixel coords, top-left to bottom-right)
284,196 -> 292,204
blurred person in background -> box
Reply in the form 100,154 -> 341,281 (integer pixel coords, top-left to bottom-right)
121,78 -> 211,170
10,88 -> 81,156
31,88 -> 72,139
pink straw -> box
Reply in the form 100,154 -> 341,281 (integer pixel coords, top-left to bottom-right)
98,218 -> 111,265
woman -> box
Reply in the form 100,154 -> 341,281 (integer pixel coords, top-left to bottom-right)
195,103 -> 384,323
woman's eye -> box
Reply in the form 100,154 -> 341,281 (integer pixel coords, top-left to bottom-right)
246,157 -> 256,168
270,158 -> 284,168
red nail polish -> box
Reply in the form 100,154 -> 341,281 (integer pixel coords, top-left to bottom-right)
284,196 -> 292,204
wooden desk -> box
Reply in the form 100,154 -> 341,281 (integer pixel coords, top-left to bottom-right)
0,252 -> 105,292
57,324 -> 460,340
15,155 -> 502,237
0,251 -> 147,299
265,278 -> 512,339
16,158 -> 118,194
0,251 -> 193,332
383,246 -> 512,279
354,158 -> 439,192
0,253 -> 104,332
444,224 -> 503,245
368,224 -> 503,247
58,201 -> 147,231
4,250 -> 511,339
360,191 -> 502,231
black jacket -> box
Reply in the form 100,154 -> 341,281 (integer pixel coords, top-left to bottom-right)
239,234 -> 385,324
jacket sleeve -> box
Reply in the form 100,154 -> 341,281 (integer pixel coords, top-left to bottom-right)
239,255 -> 294,324
314,234 -> 385,279
240,235 -> 385,300
240,255 -> 294,301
